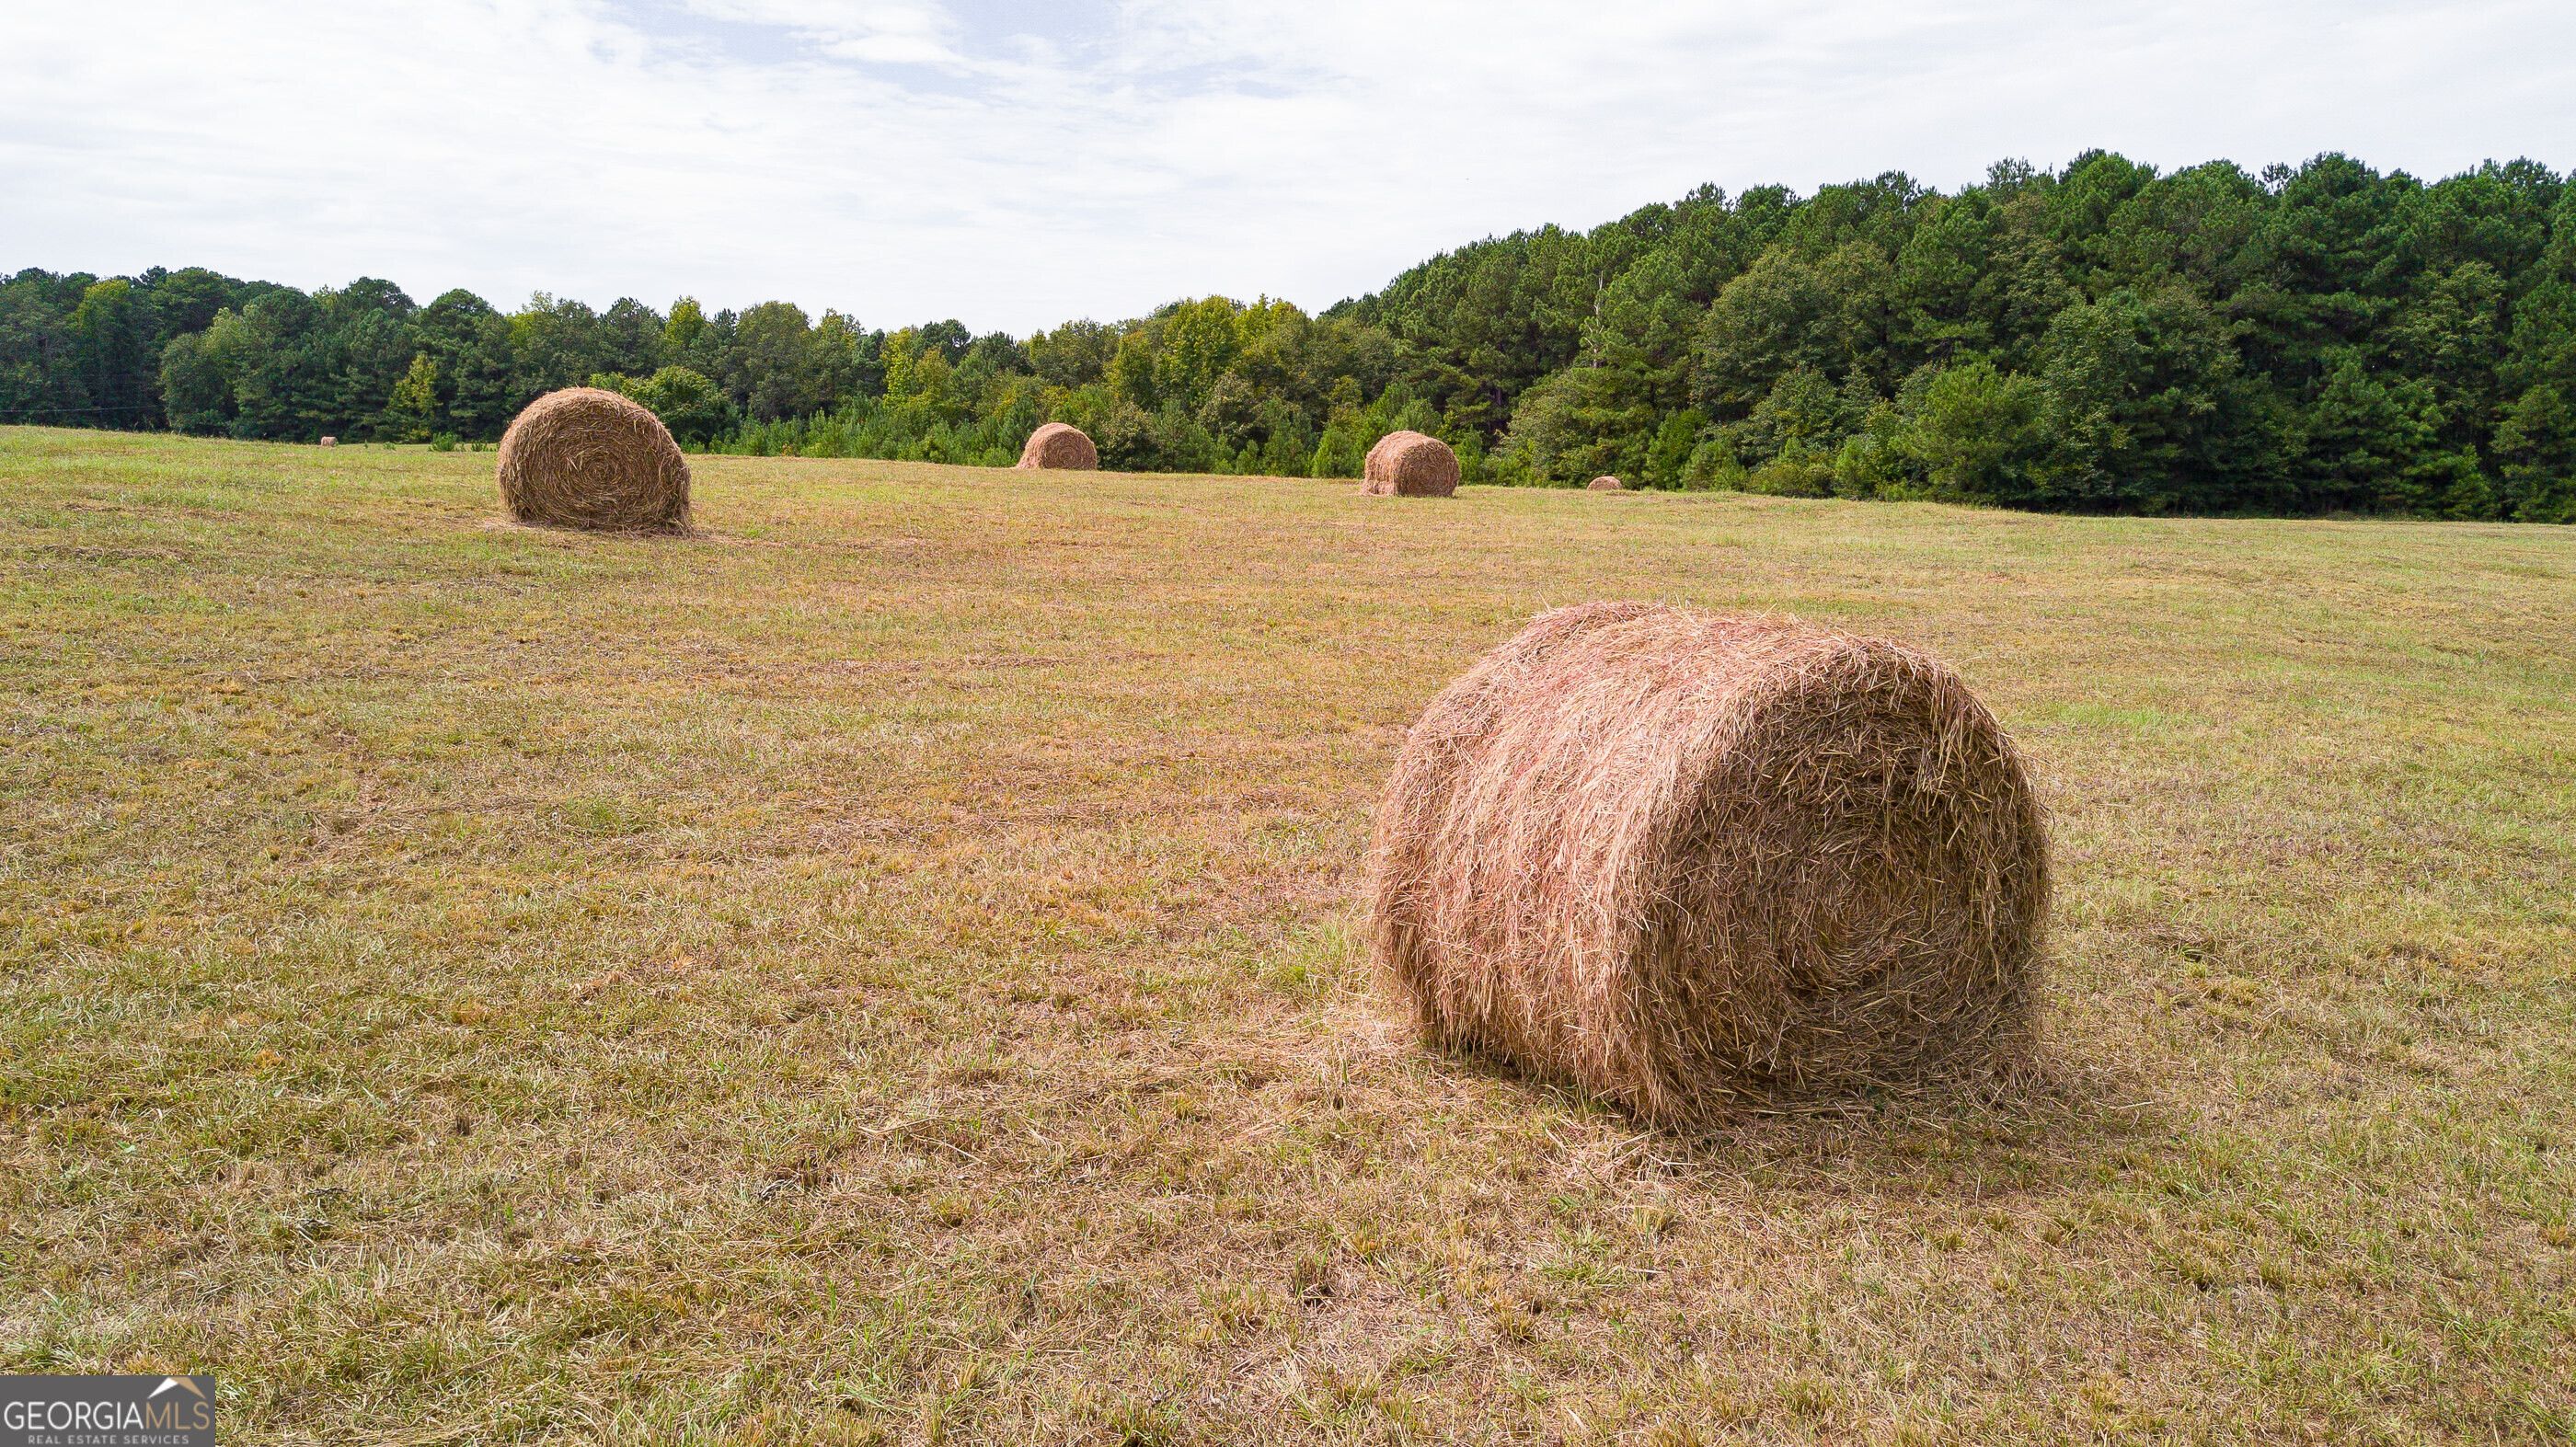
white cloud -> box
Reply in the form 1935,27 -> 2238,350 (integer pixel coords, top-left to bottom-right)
684,0 -> 968,65
3,0 -> 2570,332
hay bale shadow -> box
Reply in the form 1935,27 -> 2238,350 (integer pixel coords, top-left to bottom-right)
1424,1039 -> 2166,1205
477,516 -> 702,542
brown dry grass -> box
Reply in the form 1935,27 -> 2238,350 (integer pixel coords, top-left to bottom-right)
1372,603 -> 2047,1128
1,427 -> 2571,1444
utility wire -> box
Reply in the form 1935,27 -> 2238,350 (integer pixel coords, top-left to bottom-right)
0,402 -> 160,418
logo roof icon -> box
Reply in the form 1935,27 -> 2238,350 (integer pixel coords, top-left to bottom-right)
148,1377 -> 208,1401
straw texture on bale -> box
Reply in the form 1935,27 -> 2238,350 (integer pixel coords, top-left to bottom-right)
495,388 -> 692,532
1588,475 -> 1624,490
1017,422 -> 1098,470
1369,602 -> 2048,1128
1362,431 -> 1460,497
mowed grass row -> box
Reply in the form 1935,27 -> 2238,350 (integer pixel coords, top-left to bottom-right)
1,427 -> 2570,1444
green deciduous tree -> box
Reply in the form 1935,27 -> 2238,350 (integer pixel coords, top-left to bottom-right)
385,354 -> 440,441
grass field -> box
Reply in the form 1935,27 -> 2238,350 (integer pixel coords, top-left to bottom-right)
2,426 -> 2571,1445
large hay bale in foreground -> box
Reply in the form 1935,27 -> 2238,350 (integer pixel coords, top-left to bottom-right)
1362,431 -> 1460,497
496,388 -> 691,531
1369,603 -> 2048,1128
1017,422 -> 1098,470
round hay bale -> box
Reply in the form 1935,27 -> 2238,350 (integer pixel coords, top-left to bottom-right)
319,436 -> 337,447
495,387 -> 691,532
1368,602 -> 2048,1128
1017,422 -> 1098,470
1588,475 -> 1623,490
1361,430 -> 1460,497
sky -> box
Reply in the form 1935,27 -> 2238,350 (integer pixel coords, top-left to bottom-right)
6,0 -> 2572,334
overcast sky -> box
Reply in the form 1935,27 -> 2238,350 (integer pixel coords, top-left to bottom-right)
6,1 -> 2570,333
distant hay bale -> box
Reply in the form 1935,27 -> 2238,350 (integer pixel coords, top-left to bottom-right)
1362,431 -> 1460,497
1588,475 -> 1623,490
319,436 -> 337,447
1368,603 -> 2049,1129
1017,422 -> 1098,470
496,388 -> 692,532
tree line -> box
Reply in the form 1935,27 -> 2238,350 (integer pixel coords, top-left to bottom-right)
6,150 -> 2572,520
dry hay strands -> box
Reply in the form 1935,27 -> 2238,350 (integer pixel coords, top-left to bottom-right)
496,388 -> 692,532
1587,475 -> 1624,490
1361,431 -> 1460,497
1017,422 -> 1098,470
1368,602 -> 2050,1131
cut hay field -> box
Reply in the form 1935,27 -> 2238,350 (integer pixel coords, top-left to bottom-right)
2,426 -> 2571,1445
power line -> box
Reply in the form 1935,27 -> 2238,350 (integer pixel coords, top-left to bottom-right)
0,402 -> 159,419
